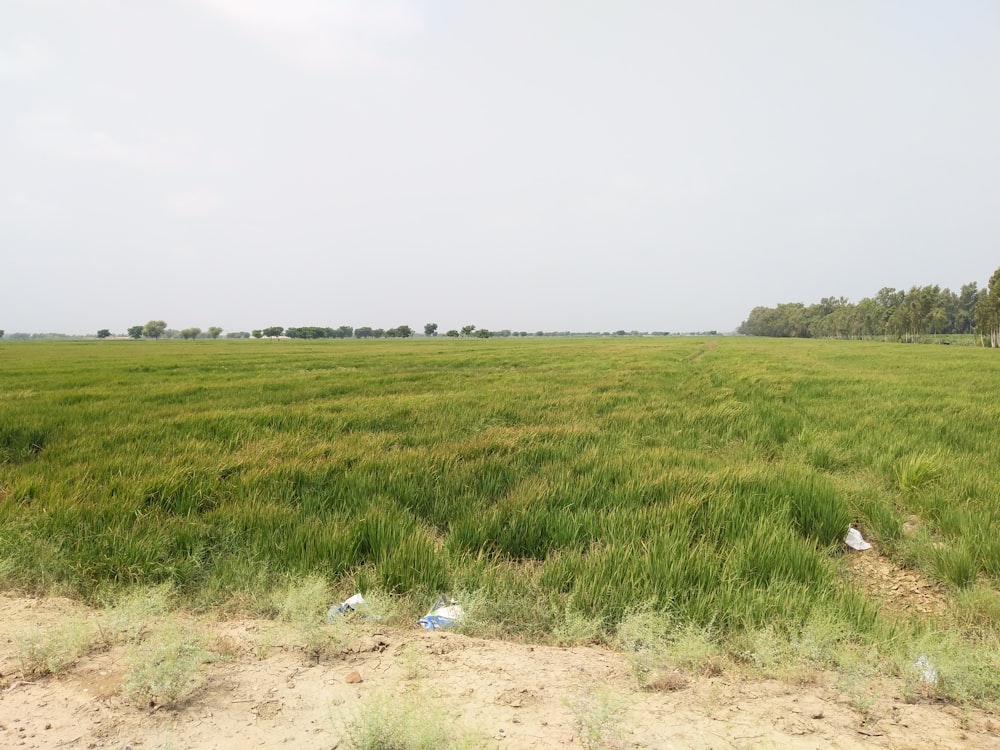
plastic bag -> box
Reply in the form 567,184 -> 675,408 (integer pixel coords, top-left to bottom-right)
915,654 -> 938,684
418,596 -> 465,630
327,593 -> 366,621
844,527 -> 871,551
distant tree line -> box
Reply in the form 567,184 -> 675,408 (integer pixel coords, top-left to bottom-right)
739,267 -> 1000,347
1,322 -> 698,342
4,327 -> 697,341
250,325 -> 414,339
119,321 -> 226,340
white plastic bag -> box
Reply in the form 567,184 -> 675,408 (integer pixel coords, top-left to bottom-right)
327,593 -> 366,621
915,655 -> 938,684
844,527 -> 871,551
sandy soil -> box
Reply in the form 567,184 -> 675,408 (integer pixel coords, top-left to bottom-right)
1,593 -> 998,750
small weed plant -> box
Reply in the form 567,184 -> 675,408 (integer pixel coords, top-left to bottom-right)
567,689 -> 626,750
96,584 -> 174,647
123,624 -> 214,708
14,617 -> 94,678
345,692 -> 479,750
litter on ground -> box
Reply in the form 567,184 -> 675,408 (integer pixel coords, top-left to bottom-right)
419,596 -> 465,629
844,526 -> 872,551
327,593 -> 366,621
915,654 -> 938,684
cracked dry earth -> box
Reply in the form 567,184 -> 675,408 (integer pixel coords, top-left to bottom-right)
1,589 -> 998,750
842,541 -> 949,620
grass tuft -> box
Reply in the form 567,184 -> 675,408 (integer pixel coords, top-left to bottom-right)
14,617 -> 94,678
344,692 -> 478,750
0,424 -> 49,464
122,624 -> 214,709
896,452 -> 944,490
567,689 -> 626,750
928,544 -> 978,589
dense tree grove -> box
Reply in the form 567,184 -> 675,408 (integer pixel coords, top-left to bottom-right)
739,270 -> 1000,346
977,268 -> 1000,348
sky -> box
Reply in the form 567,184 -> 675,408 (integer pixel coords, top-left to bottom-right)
2,0 -> 999,335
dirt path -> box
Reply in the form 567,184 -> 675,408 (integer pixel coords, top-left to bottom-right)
1,595 -> 998,749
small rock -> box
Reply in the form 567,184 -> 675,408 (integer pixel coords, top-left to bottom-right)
346,671 -> 362,684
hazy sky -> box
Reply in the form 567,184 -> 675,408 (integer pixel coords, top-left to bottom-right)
2,1 -> 999,335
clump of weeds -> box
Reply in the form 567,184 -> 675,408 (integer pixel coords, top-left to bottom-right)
123,623 -> 215,709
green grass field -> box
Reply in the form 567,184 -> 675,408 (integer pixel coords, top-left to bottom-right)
2,337 -> 999,700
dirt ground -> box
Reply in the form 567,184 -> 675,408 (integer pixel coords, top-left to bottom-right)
1,593 -> 998,750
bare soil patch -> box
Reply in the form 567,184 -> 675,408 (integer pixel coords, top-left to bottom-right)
1,594 -> 998,749
843,545 -> 949,618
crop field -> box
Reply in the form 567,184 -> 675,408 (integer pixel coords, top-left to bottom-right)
2,337 -> 999,699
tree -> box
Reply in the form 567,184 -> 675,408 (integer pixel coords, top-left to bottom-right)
854,298 -> 881,339
445,329 -> 459,337
143,320 -> 167,339
396,325 -> 413,338
461,325 -> 476,337
127,325 -> 144,339
252,330 -> 263,339
0,330 -> 4,338
262,326 -> 283,338
474,328 -> 491,338
207,326 -> 223,339
354,326 -> 374,339
937,287 -> 959,334
424,323 -> 438,337
180,327 -> 201,339
905,285 -> 937,341
97,329 -> 111,339
957,283 -> 981,335
929,303 -> 949,336
975,267 -> 1000,348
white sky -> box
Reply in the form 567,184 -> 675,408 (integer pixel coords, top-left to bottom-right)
2,1 -> 999,334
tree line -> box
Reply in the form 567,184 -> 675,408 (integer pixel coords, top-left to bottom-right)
739,267 -> 1000,347
1,323 -> 692,341
106,322 -> 681,341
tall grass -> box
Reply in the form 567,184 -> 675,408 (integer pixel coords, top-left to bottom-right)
1,337 -> 998,657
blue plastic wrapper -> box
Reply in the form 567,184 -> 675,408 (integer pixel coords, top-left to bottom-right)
418,598 -> 464,629
326,593 -> 366,621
